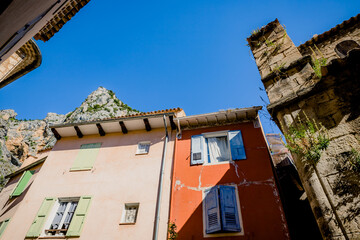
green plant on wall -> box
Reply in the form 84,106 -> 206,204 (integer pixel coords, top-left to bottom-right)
168,222 -> 178,240
310,45 -> 327,79
349,148 -> 360,173
282,114 -> 330,165
271,62 -> 286,74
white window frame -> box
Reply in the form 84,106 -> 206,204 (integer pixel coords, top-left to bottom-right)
41,197 -> 80,237
136,141 -> 151,155
202,184 -> 244,238
120,203 -> 139,225
202,131 -> 232,165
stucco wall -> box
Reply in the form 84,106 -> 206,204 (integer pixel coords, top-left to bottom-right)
1,128 -> 175,240
169,123 -> 289,240
0,163 -> 43,224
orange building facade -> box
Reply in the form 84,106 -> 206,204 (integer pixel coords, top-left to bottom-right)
170,108 -> 290,239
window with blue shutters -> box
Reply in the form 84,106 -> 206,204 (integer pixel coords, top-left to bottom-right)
190,130 -> 246,166
203,185 -> 242,235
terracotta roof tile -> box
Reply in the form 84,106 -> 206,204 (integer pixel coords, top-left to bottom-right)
101,107 -> 183,121
298,13 -> 360,50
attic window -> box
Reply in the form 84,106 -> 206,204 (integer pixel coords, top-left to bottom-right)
136,142 -> 150,155
335,40 -> 360,58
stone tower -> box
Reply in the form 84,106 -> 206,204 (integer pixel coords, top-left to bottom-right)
247,15 -> 360,239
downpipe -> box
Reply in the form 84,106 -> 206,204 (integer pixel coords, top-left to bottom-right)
152,115 -> 169,240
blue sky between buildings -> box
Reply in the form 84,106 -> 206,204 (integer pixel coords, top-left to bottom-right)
0,0 -> 359,134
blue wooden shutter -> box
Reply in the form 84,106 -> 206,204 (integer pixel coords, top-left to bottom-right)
228,131 -> 246,160
219,186 -> 241,232
204,187 -> 221,234
191,135 -> 204,165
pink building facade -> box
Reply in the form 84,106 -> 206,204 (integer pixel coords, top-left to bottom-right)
0,109 -> 183,240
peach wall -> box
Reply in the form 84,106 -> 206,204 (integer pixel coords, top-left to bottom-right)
169,123 -> 290,240
21,150 -> 49,169
0,163 -> 43,224
1,128 -> 175,240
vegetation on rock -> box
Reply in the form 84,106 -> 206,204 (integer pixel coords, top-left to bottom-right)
0,87 -> 141,189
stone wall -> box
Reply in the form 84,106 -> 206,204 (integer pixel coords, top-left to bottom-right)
0,51 -> 24,82
247,18 -> 360,240
298,21 -> 360,62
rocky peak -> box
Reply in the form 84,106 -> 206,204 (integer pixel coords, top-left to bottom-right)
64,87 -> 139,123
0,87 -> 140,187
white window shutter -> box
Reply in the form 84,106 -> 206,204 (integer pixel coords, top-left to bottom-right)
191,135 -> 205,165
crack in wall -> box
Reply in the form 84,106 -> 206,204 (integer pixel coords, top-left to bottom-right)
174,177 -> 277,192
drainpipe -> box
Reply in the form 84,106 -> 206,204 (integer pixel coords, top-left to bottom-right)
152,114 -> 169,240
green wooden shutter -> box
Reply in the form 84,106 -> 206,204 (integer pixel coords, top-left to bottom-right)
66,196 -> 92,237
26,197 -> 56,238
10,170 -> 35,197
0,219 -> 10,237
70,143 -> 102,171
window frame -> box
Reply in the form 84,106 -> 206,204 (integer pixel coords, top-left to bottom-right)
202,131 -> 231,165
120,203 -> 140,225
202,185 -> 244,238
135,141 -> 151,155
191,130 -> 246,166
41,197 -> 80,237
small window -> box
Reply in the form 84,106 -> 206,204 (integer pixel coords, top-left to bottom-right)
203,185 -> 243,237
335,40 -> 360,58
121,203 -> 139,224
44,199 -> 79,236
136,142 -> 150,155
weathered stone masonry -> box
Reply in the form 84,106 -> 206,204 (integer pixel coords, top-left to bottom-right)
247,14 -> 360,240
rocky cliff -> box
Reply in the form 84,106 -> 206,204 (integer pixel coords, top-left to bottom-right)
0,87 -> 139,185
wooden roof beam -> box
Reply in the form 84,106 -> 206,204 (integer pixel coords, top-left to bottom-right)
143,118 -> 151,131
119,121 -> 128,134
51,128 -> 61,140
96,123 -> 105,136
74,126 -> 83,138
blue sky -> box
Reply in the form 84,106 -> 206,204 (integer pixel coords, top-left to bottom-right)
0,0 -> 359,133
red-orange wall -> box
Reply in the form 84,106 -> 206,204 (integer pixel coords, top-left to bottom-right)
169,122 -> 290,240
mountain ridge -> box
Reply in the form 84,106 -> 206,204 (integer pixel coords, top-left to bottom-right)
0,87 -> 140,186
